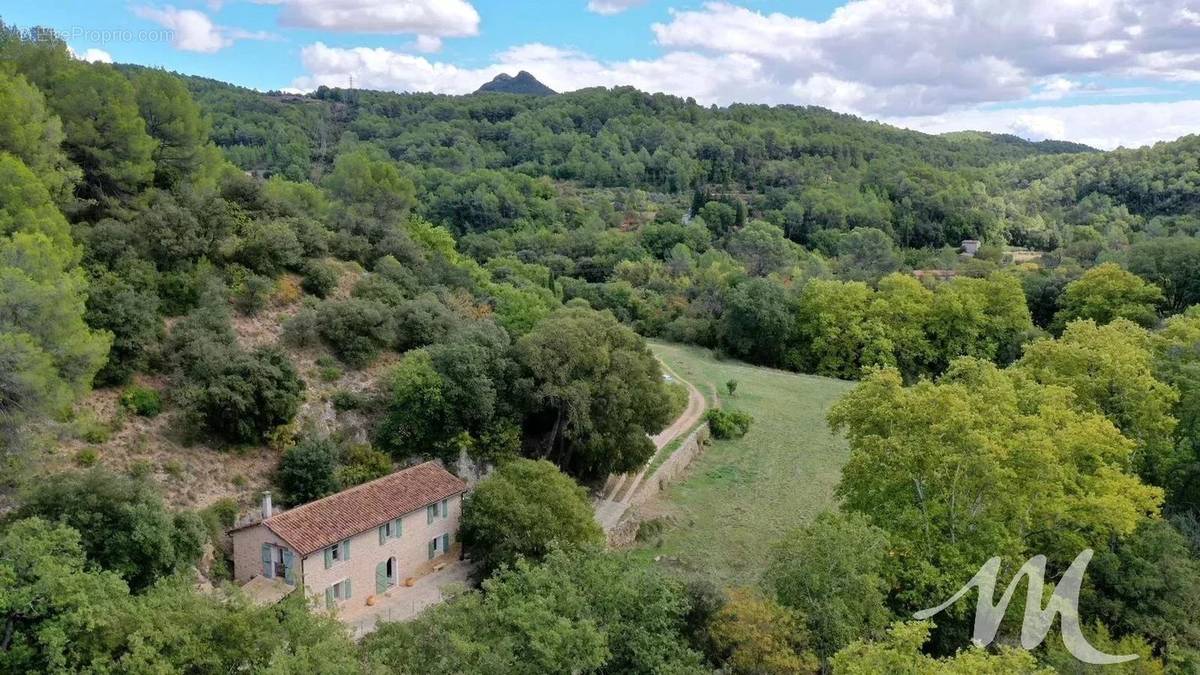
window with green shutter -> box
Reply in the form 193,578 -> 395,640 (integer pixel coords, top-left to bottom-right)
282,549 -> 295,585
261,543 -> 273,578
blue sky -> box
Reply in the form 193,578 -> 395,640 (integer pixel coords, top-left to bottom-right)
5,1 -> 1200,149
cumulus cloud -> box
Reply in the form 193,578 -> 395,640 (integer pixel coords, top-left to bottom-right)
133,5 -> 275,53
292,41 -> 770,101
290,0 -> 1200,147
884,100 -> 1200,149
651,0 -> 1200,115
587,0 -> 646,15
71,47 -> 114,63
254,0 -> 480,36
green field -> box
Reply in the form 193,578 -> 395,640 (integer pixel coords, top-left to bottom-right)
637,341 -> 856,588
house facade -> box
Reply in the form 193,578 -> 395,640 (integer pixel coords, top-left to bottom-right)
230,461 -> 466,620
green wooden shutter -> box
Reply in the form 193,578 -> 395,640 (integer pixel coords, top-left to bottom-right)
344,579 -> 351,599
341,539 -> 350,561
261,543 -> 273,578
375,561 -> 388,595
323,546 -> 333,569
325,586 -> 334,609
378,525 -> 386,545
282,549 -> 295,585
427,505 -> 434,524
394,517 -> 403,537
441,499 -> 448,517
428,539 -> 436,559
441,533 -> 450,553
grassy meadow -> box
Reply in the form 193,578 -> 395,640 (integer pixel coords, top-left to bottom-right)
637,341 -> 856,588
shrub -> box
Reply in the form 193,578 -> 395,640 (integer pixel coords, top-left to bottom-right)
726,379 -> 738,396
706,408 -> 753,439
316,298 -> 394,368
334,444 -> 392,489
178,346 -> 305,444
278,436 -> 338,506
231,270 -> 273,316
330,389 -> 365,411
128,460 -> 153,479
15,468 -> 206,591
85,271 -> 162,386
281,302 -> 321,347
120,385 -> 163,417
315,355 -> 342,382
301,259 -> 339,298
460,459 -> 604,578
74,447 -> 99,467
272,275 -> 302,305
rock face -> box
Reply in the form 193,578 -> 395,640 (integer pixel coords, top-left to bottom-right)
474,71 -> 556,96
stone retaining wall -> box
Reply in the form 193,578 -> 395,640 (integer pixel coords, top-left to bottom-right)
607,423 -> 709,547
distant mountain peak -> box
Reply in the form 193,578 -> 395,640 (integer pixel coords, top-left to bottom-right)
474,71 -> 555,96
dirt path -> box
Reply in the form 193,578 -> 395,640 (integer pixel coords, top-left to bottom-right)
594,359 -> 706,530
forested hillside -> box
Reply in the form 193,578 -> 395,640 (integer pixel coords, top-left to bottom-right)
2,17 -> 1200,673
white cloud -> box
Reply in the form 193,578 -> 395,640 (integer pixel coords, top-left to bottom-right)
255,0 -> 480,36
587,0 -> 646,15
884,100 -> 1200,149
292,41 -> 769,101
133,5 -> 276,53
412,35 -> 442,53
71,47 -> 114,63
134,6 -> 229,53
651,0 -> 1200,116
290,1 -> 1200,148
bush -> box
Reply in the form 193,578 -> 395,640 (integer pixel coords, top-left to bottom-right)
74,447 -> 99,467
278,436 -> 338,506
333,444 -> 392,489
460,459 -> 604,578
330,389 -> 365,411
706,408 -> 753,439
178,346 -> 305,444
726,379 -> 738,396
16,469 -> 207,591
120,385 -> 163,417
301,259 -> 339,298
231,269 -> 273,316
316,298 -> 394,368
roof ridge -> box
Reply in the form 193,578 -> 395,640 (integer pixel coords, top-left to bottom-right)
264,459 -> 440,524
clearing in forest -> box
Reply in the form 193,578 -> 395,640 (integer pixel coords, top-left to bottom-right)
635,341 -> 855,588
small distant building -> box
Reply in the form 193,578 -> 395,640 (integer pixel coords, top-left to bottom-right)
961,239 -> 981,257
230,461 -> 466,619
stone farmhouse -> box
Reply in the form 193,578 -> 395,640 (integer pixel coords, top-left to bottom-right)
229,461 -> 466,620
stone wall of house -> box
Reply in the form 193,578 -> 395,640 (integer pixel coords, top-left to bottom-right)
300,493 -> 463,620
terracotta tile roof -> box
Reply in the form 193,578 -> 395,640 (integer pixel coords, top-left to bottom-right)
258,461 -> 466,556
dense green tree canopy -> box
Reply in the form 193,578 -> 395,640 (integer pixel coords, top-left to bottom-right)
15,469 -> 205,591
517,306 -> 673,479
459,458 -> 604,577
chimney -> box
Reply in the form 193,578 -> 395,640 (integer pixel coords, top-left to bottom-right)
261,491 -> 273,521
